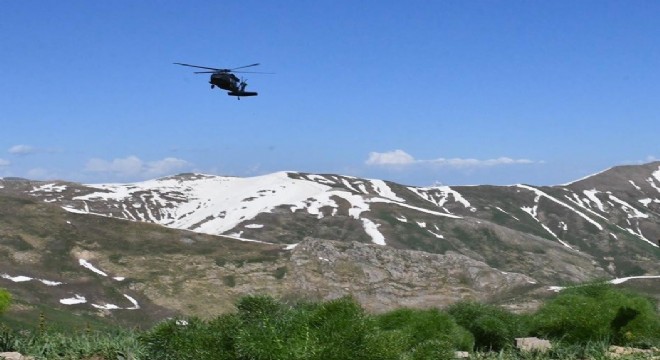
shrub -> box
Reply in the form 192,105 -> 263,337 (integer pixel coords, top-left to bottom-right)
233,295 -> 398,360
375,307 -> 474,354
141,316 -> 236,360
0,288 -> 10,314
0,324 -> 17,352
9,329 -> 144,359
408,339 -> 456,360
532,283 -> 660,347
234,296 -> 317,360
447,301 -> 529,351
306,296 -> 374,360
361,329 -> 408,360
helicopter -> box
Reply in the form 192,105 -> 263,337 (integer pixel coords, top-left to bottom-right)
174,62 -> 269,99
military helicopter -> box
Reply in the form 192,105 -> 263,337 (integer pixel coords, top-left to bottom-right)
174,62 -> 270,99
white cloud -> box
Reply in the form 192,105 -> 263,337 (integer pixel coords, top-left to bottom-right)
8,145 -> 35,155
85,156 -> 191,179
366,150 -> 416,165
144,157 -> 191,177
366,150 -> 535,168
0,158 -> 9,167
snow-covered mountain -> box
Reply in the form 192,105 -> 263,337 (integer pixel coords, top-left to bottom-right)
26,171 -> 467,245
17,163 -> 660,254
1,162 -> 659,324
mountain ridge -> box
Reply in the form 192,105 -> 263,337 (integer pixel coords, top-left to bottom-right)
1,161 -> 659,326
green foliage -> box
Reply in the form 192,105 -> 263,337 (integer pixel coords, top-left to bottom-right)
305,296 -> 378,360
408,339 -> 455,360
375,307 -> 474,353
273,266 -> 288,279
0,324 -> 18,352
447,301 -> 530,351
234,296 -> 315,360
141,316 -> 236,360
1,285 -> 658,359
1,327 -> 144,359
0,288 -> 11,315
141,295 -> 423,360
533,283 -> 660,347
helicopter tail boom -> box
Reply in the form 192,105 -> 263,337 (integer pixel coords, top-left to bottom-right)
228,91 -> 258,97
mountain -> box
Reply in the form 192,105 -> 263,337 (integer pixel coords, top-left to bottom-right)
1,162 -> 659,327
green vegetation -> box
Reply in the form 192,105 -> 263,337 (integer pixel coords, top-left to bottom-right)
273,266 -> 288,279
0,284 -> 658,359
532,283 -> 660,348
0,288 -> 10,315
0,326 -> 144,360
447,301 -> 530,351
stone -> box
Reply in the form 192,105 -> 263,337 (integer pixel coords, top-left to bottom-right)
0,352 -> 35,360
608,346 -> 657,358
515,337 -> 552,352
454,351 -> 470,358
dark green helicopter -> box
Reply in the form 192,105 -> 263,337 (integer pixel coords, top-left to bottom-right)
174,62 -> 270,99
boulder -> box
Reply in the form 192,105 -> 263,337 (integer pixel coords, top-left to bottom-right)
0,352 -> 35,360
515,337 -> 552,352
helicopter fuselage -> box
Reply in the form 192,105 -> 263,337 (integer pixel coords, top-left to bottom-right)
210,73 -> 257,97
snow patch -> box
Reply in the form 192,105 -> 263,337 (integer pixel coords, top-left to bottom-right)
428,230 -> 444,239
31,183 -> 67,193
516,185 -> 603,231
284,243 -> 299,250
369,179 -> 405,202
408,185 -> 472,210
79,259 -> 108,277
362,218 -> 385,245
609,275 -> 660,284
60,295 -> 87,305
495,207 -> 520,221
369,198 -> 462,218
639,198 -> 660,207
1,274 -> 62,286
583,189 -> 606,212
608,194 -> 648,219
629,180 -> 642,191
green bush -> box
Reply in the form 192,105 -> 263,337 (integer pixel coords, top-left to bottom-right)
141,317 -> 215,360
233,295 -> 404,360
234,296 -> 317,360
0,288 -> 10,315
376,307 -> 474,354
361,329 -> 409,360
532,283 -> 660,347
408,339 -> 456,360
305,296 -> 376,360
447,301 -> 529,351
6,329 -> 144,359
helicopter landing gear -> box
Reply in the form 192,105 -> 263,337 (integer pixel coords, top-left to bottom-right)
211,84 -> 215,89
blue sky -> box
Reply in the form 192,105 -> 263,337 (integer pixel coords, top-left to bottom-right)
1,1 -> 658,186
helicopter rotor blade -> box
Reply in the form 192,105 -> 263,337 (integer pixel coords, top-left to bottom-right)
173,62 -> 224,71
230,63 -> 260,71
193,71 -> 217,74
232,70 -> 275,74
